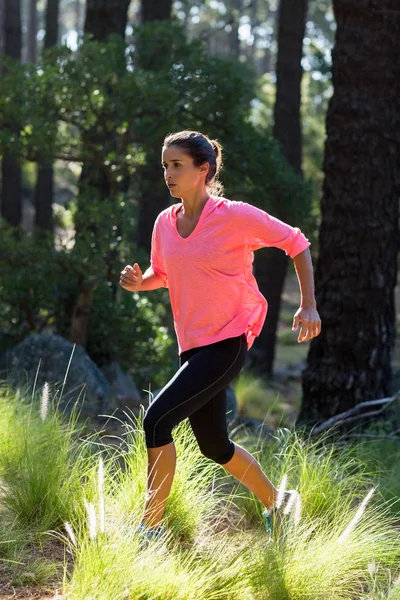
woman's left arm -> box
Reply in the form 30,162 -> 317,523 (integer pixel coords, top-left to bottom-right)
291,247 -> 321,343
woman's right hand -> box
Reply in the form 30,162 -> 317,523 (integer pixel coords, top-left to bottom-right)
119,263 -> 143,292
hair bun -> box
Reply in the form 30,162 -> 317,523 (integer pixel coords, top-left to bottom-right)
210,139 -> 223,168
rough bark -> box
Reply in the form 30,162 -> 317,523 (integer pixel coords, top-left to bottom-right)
248,0 -> 307,378
298,0 -> 400,429
1,0 -> 22,228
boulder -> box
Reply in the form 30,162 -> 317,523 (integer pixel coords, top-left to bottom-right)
100,361 -> 143,415
0,333 -> 110,417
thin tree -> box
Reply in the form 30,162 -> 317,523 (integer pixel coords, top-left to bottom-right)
249,0 -> 308,377
298,0 -> 400,429
0,0 -> 5,56
140,0 -> 173,22
26,0 -> 37,63
70,0 -> 132,347
84,0 -> 131,39
135,0 -> 173,253
34,0 -> 60,236
1,0 -> 22,227
226,0 -> 241,58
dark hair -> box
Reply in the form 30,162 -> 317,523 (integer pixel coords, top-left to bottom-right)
163,130 -> 224,196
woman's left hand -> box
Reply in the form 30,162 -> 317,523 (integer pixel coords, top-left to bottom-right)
292,306 -> 321,343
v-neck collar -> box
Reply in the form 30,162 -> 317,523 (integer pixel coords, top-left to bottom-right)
172,197 -> 213,242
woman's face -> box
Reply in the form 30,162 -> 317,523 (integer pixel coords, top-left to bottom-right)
161,145 -> 209,198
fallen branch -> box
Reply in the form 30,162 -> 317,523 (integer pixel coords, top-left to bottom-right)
338,428 -> 400,442
309,392 -> 400,436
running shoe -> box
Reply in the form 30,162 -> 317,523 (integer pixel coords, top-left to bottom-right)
262,490 -> 297,537
123,522 -> 167,549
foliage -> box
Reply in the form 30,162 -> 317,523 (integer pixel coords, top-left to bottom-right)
0,19 -> 313,391
0,20 -> 311,227
0,220 -> 175,392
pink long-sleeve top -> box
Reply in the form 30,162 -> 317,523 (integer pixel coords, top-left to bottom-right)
150,196 -> 310,355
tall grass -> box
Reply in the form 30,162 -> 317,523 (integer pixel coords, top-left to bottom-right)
0,379 -> 98,539
224,424 -> 393,530
0,379 -> 399,599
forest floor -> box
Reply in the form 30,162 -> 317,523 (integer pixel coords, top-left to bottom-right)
1,271 -> 399,600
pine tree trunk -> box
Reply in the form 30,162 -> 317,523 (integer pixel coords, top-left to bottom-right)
1,0 -> 22,228
298,0 -> 400,429
249,0 -> 307,378
44,0 -> 59,46
227,0 -> 241,58
136,0 -> 173,255
0,0 -> 4,56
34,0 -> 60,237
26,0 -> 37,63
70,0 -> 131,350
84,0 -> 131,39
140,0 -> 173,22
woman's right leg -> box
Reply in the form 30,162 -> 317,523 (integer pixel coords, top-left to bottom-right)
143,442 -> 176,528
142,333 -> 247,528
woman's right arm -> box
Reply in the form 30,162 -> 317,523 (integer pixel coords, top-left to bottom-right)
139,266 -> 166,291
119,264 -> 166,292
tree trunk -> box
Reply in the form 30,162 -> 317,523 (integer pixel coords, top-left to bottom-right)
75,0 -> 81,39
84,0 -> 131,40
273,0 -> 307,176
227,0 -> 241,58
44,0 -> 59,47
26,0 -> 37,63
248,0 -> 307,378
0,0 -> 5,56
69,277 -> 97,346
298,0 -> 400,430
1,0 -> 22,228
34,0 -> 60,237
71,0 -> 131,350
140,0 -> 173,22
135,0 -> 173,255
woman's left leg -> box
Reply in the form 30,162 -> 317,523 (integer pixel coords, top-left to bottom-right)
188,389 -> 278,510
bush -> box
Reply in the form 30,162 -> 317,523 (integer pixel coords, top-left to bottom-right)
0,221 -> 175,392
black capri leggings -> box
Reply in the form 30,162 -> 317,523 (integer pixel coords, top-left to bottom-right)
143,333 -> 247,465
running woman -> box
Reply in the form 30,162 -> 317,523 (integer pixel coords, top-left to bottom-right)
119,129 -> 321,538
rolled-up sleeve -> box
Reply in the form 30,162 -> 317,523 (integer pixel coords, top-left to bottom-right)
150,216 -> 168,288
232,201 -> 310,258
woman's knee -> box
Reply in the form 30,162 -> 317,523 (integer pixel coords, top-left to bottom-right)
199,439 -> 235,465
143,408 -> 173,448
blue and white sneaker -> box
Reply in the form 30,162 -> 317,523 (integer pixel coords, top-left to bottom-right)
123,522 -> 167,549
262,490 -> 297,538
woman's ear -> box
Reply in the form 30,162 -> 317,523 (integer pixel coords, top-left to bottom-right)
200,162 -> 210,176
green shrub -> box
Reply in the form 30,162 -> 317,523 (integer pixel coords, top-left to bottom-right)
0,220 -> 175,392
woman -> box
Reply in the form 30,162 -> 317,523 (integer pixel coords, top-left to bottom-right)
119,129 -> 321,541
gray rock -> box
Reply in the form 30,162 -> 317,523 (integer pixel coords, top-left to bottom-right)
229,415 -> 274,440
0,333 -> 110,417
101,361 -> 143,415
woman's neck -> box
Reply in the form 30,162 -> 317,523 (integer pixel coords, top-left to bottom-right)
178,190 -> 210,220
